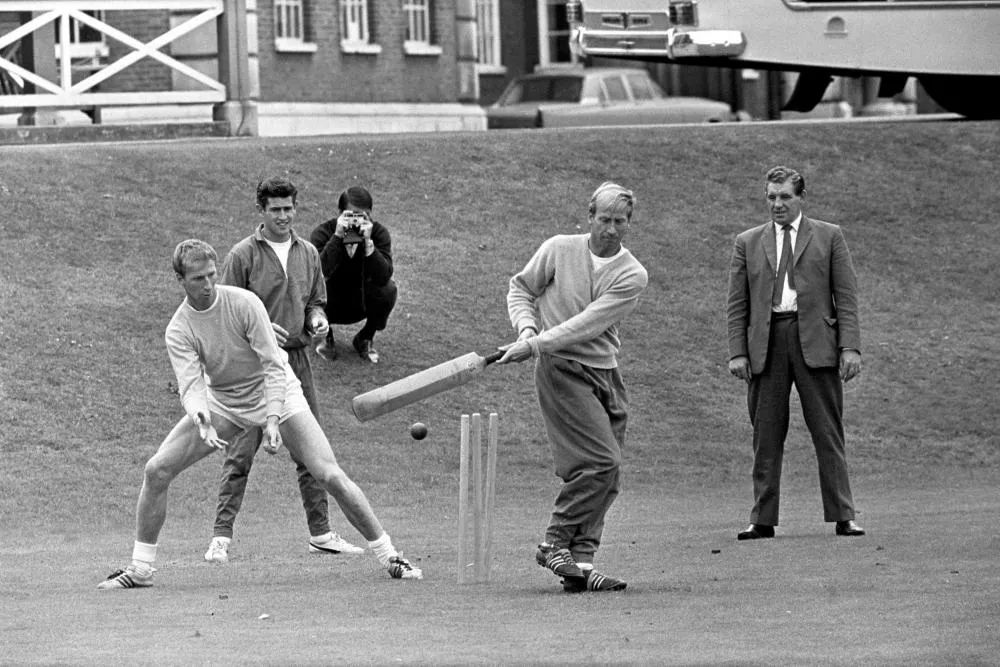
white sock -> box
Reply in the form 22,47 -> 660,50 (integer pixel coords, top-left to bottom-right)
131,541 -> 157,573
213,536 -> 231,546
311,532 -> 333,544
579,563 -> 594,572
367,532 -> 396,567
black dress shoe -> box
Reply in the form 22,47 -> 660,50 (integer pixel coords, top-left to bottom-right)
737,524 -> 775,540
352,332 -> 379,363
835,520 -> 865,536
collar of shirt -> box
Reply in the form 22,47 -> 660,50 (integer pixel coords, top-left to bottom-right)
252,224 -> 301,244
772,213 -> 802,235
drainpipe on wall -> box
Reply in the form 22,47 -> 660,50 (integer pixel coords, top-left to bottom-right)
214,0 -> 258,136
454,0 -> 480,103
17,12 -> 60,127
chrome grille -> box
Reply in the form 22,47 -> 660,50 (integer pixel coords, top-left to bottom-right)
600,13 -> 626,28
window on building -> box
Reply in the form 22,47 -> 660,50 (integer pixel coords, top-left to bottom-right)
275,0 -> 304,41
537,0 -> 578,66
275,0 -> 317,52
340,0 -> 381,53
403,0 -> 441,55
341,0 -> 368,42
404,0 -> 429,43
69,13 -> 102,47
55,11 -> 109,69
476,0 -> 503,72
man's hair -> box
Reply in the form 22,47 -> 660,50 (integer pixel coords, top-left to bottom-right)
173,239 -> 217,277
765,165 -> 805,196
588,181 -> 635,218
256,176 -> 298,210
337,185 -> 374,212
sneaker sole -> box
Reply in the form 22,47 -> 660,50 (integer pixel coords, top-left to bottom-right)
563,579 -> 628,593
562,573 -> 627,593
389,569 -> 423,579
562,582 -> 628,593
97,581 -> 153,590
309,542 -> 364,555
97,572 -> 154,590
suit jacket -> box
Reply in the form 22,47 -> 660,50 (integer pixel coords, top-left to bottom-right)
727,215 -> 861,374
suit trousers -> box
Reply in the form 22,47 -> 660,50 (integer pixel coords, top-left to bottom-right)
747,315 -> 856,525
535,353 -> 628,564
213,346 -> 331,539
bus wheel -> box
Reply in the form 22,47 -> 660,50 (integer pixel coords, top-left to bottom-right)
919,75 -> 1000,119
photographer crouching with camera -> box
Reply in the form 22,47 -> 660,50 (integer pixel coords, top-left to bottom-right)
311,185 -> 397,364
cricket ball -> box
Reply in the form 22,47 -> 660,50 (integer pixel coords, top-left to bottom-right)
409,422 -> 428,440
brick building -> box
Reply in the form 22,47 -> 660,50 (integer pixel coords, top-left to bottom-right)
2,1 -> 916,137
252,0 -> 484,134
0,1 -> 486,134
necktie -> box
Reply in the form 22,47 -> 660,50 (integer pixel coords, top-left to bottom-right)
771,224 -> 795,307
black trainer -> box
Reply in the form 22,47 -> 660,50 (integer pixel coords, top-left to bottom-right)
562,569 -> 628,593
535,543 -> 584,578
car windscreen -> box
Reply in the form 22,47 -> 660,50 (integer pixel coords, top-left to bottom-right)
501,76 -> 583,105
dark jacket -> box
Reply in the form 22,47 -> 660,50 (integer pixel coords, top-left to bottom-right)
310,218 -> 395,323
727,215 -> 861,374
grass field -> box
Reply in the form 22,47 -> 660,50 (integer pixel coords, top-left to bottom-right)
1,120 -> 999,665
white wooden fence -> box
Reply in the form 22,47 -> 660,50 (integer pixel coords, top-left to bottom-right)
0,0 -> 226,109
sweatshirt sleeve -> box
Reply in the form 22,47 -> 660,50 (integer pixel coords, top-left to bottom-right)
507,238 -> 554,335
165,324 -> 211,424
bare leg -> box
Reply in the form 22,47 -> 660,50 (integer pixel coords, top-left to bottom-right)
136,414 -> 242,544
279,412 -> 384,541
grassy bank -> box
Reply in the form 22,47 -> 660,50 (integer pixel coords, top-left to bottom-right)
1,121 -> 998,529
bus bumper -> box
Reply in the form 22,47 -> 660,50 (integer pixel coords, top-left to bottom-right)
574,27 -> 746,60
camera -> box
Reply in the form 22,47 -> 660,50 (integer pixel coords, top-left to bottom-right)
341,211 -> 366,244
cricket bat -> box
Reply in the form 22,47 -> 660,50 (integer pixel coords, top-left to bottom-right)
351,350 -> 505,422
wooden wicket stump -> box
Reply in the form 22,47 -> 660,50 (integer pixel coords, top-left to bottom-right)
457,412 -> 498,583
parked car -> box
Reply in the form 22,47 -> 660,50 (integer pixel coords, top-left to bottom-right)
487,67 -> 738,129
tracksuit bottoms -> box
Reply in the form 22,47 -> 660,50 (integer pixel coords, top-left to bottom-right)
534,352 -> 628,565
213,346 -> 331,539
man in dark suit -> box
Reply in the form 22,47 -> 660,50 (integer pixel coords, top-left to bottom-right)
727,165 -> 865,540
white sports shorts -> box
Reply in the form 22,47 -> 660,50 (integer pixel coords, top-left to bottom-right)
207,370 -> 310,431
